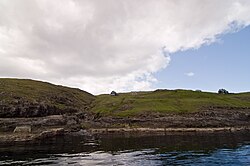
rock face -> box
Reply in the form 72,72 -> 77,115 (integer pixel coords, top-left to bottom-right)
89,107 -> 250,128
0,102 -> 77,118
13,126 -> 31,133
0,115 -> 68,132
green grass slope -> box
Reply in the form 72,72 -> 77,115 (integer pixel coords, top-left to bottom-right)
0,78 -> 95,117
1,78 -> 250,118
91,89 -> 250,117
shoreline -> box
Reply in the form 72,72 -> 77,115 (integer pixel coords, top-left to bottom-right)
88,126 -> 250,134
0,126 -> 249,144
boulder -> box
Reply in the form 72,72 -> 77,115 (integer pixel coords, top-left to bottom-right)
13,126 -> 31,133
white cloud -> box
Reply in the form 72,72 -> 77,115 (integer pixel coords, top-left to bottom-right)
0,0 -> 250,94
185,72 -> 195,77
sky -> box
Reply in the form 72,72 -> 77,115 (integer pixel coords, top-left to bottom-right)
154,26 -> 250,93
0,0 -> 250,94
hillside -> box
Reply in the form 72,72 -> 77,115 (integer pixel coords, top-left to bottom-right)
0,78 -> 95,118
89,90 -> 250,128
0,79 -> 249,130
92,89 -> 250,117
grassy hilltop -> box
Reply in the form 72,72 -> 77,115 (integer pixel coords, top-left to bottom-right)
92,90 -> 250,117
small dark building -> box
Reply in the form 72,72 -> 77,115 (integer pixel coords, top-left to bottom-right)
218,89 -> 229,94
110,91 -> 118,96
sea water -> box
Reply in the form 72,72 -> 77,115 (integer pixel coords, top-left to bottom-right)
0,132 -> 249,166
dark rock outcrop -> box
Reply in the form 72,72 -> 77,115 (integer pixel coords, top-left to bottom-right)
0,102 -> 77,118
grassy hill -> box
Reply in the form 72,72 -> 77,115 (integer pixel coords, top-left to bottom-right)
0,78 -> 250,119
91,89 -> 250,117
0,78 -> 95,117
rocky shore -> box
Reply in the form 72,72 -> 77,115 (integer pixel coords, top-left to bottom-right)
0,128 -> 64,144
0,107 -> 249,144
89,126 -> 250,134
1,126 -> 249,144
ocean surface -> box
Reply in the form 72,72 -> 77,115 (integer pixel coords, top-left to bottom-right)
0,132 -> 249,166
